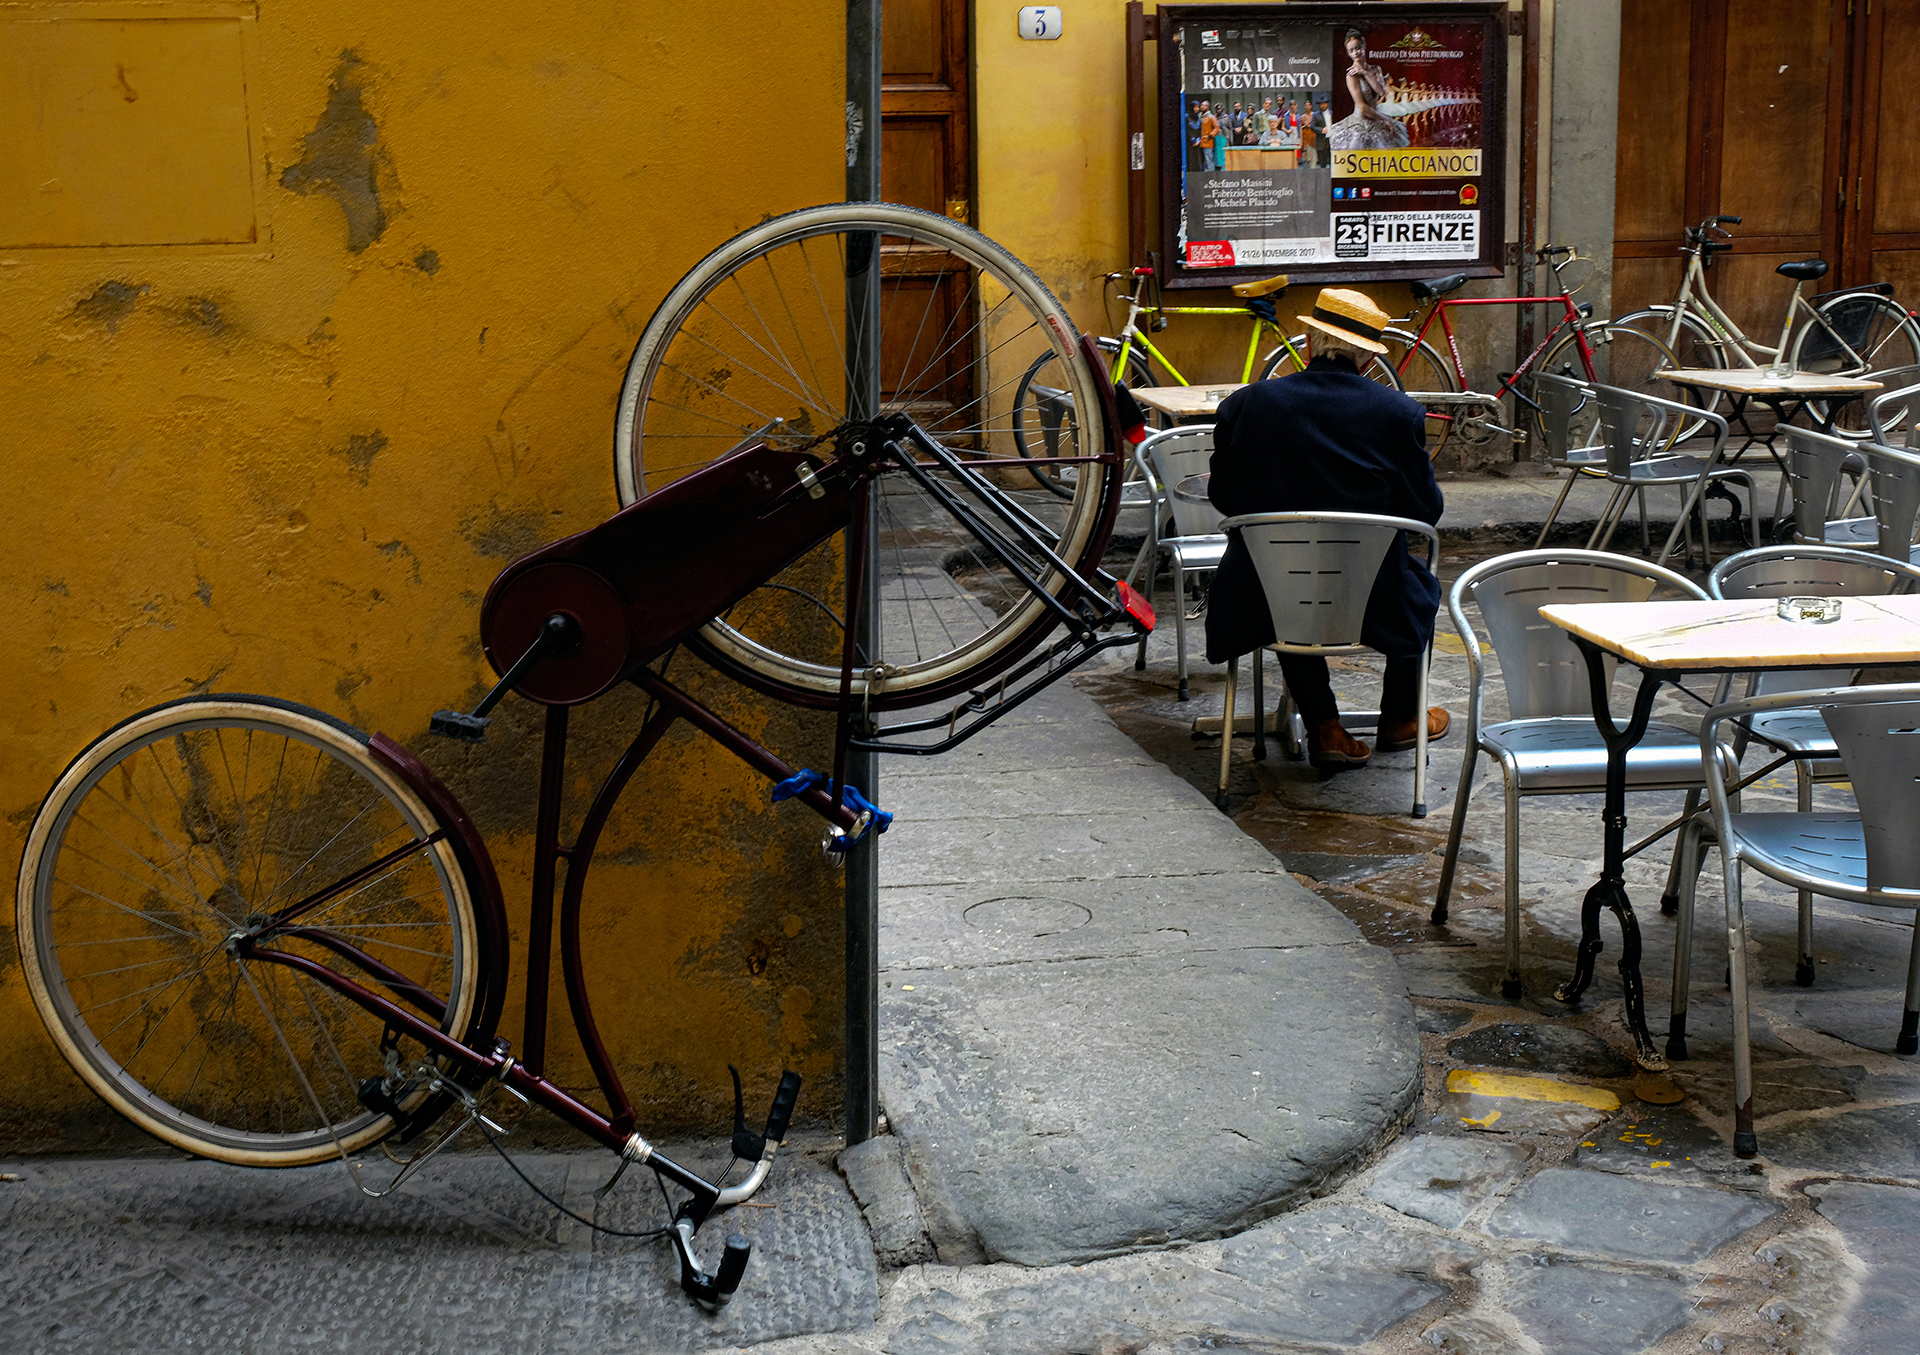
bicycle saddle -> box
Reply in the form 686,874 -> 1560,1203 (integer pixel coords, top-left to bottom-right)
1411,273 -> 1469,300
1777,259 -> 1829,281
1230,273 -> 1290,299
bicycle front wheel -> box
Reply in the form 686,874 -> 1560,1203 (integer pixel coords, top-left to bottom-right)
1790,292 -> 1920,436
1014,336 -> 1153,498
17,697 -> 488,1166
1540,323 -> 1693,447
614,203 -> 1115,709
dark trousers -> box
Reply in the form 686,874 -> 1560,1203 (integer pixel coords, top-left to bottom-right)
1276,653 -> 1423,727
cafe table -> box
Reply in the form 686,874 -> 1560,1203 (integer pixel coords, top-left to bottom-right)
1131,384 -> 1244,425
1533,593 -> 1920,1078
1658,367 -> 1882,458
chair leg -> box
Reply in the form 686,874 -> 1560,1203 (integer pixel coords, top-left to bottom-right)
1534,469 -> 1582,549
1431,740 -> 1481,923
1724,853 -> 1760,1157
1215,657 -> 1237,810
1501,761 -> 1523,1000
1897,913 -> 1920,1056
1637,485 -> 1652,553
1412,645 -> 1429,818
1667,814 -> 1705,1062
1659,788 -> 1703,915
1795,762 -> 1817,987
1277,681 -> 1304,761
1174,560 -> 1191,701
1251,649 -> 1267,761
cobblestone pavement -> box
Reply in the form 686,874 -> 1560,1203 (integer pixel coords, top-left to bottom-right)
6,527 -> 1918,1354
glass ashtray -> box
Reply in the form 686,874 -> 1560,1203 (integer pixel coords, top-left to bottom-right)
1777,596 -> 1842,624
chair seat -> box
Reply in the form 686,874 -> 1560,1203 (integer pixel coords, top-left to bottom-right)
1164,535 -> 1228,570
1621,454 -> 1749,488
1746,709 -> 1842,772
1481,717 -> 1718,793
1800,516 -> 1878,547
1731,812 -> 1870,899
1549,447 -> 1607,472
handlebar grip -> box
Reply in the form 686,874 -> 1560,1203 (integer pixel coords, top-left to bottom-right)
1132,266 -> 1155,276
764,1070 -> 802,1145
1714,214 -> 1743,225
715,1235 -> 752,1295
1536,245 -> 1572,258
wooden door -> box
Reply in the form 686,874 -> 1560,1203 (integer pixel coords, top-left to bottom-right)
880,0 -> 974,432
1613,0 -> 1852,346
1844,0 -> 1920,300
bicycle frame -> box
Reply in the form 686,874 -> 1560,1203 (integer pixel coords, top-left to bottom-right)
1105,269 -> 1304,387
1405,286 -> 1598,405
228,336 -> 1151,1304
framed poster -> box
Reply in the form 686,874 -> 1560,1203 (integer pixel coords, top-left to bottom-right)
1156,2 -> 1508,288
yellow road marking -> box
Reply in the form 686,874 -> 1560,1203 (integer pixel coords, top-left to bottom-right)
1446,1069 -> 1621,1112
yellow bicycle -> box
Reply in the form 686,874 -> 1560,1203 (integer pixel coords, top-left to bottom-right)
1012,259 -> 1401,496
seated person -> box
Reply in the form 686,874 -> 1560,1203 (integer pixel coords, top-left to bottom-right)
1203,287 -> 1449,769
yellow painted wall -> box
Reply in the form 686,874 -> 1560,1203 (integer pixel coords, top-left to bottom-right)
1,1 -> 850,1147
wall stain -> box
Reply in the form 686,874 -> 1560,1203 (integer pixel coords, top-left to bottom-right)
458,502 -> 550,559
280,51 -> 389,253
193,575 -> 212,607
115,64 -> 138,102
72,282 -> 151,334
43,580 -> 69,596
414,248 -> 441,274
334,430 -> 388,486
374,538 -> 423,583
174,296 -> 227,335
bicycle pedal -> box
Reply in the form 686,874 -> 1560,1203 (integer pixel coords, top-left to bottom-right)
430,709 -> 490,742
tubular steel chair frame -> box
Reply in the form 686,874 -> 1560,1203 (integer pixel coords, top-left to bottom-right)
1133,426 -> 1227,700
1531,369 -> 1608,547
1691,684 -> 1920,1159
1212,511 -> 1440,818
1779,424 -> 1879,550
1588,385 -> 1759,568
1429,550 -> 1724,1010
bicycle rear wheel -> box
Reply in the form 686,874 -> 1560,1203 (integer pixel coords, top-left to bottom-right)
1264,334 -> 1406,390
1540,323 -> 1692,447
614,203 -> 1116,710
1014,336 -> 1153,498
1790,292 -> 1920,436
17,697 -> 488,1166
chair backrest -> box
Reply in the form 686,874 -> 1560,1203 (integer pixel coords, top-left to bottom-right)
1534,371 -> 1598,465
1864,366 -> 1920,446
1221,511 -> 1438,650
1781,425 -> 1867,543
1592,384 -> 1722,476
1142,426 -> 1222,539
1709,544 -> 1920,693
1453,549 -> 1709,720
1821,695 -> 1920,892
1862,439 -> 1920,562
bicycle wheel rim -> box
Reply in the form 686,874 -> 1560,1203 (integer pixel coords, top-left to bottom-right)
613,203 -> 1113,710
1015,338 -> 1147,499
18,697 -> 482,1165
1794,295 -> 1920,435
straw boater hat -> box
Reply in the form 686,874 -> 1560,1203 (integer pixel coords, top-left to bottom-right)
1297,287 -> 1391,354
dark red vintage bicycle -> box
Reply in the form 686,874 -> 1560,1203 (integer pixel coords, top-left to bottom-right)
15,204 -> 1150,1308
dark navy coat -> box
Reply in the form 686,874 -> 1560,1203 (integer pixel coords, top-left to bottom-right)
1203,356 -> 1444,663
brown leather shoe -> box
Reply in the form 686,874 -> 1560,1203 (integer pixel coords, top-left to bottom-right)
1376,707 -> 1451,753
1308,718 -> 1371,770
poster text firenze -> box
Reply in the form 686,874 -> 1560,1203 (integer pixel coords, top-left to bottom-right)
1171,16 -> 1487,273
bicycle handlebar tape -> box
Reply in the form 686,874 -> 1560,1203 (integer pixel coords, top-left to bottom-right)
764,1070 -> 803,1147
478,439 -> 857,704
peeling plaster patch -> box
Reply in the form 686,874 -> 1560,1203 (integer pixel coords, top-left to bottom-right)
333,430 -> 387,487
280,51 -> 389,253
413,248 -> 440,274
174,297 -> 226,335
72,282 -> 151,333
458,503 -> 549,559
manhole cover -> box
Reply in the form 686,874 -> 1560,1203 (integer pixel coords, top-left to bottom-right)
963,896 -> 1091,937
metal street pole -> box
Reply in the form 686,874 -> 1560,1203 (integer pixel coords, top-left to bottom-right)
843,0 -> 881,1147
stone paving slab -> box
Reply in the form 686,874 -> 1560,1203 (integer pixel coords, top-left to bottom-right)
1806,1180 -> 1920,1355
883,809 -> 1288,888
1501,1256 -> 1696,1355
1484,1167 -> 1779,1264
876,945 -> 1418,1266
877,870 -> 1365,971
1363,1134 -> 1533,1229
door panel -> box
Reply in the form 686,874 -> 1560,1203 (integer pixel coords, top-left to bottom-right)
1717,0 -> 1834,238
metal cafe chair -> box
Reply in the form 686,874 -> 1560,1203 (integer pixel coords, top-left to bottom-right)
1531,369 -> 1608,547
1213,511 -> 1440,817
1696,546 -> 1920,989
1779,425 -> 1879,550
1587,385 -> 1758,568
1132,426 -> 1226,700
1862,364 -> 1920,448
1429,550 -> 1730,999
1856,433 -> 1920,566
1689,684 -> 1920,1157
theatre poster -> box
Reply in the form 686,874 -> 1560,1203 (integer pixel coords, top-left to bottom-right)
1156,3 -> 1508,287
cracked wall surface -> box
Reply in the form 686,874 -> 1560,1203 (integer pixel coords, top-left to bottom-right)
0,1 -> 847,1146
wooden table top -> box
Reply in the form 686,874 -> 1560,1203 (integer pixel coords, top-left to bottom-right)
1539,594 -> 1920,671
1132,384 -> 1245,419
1658,368 -> 1884,397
